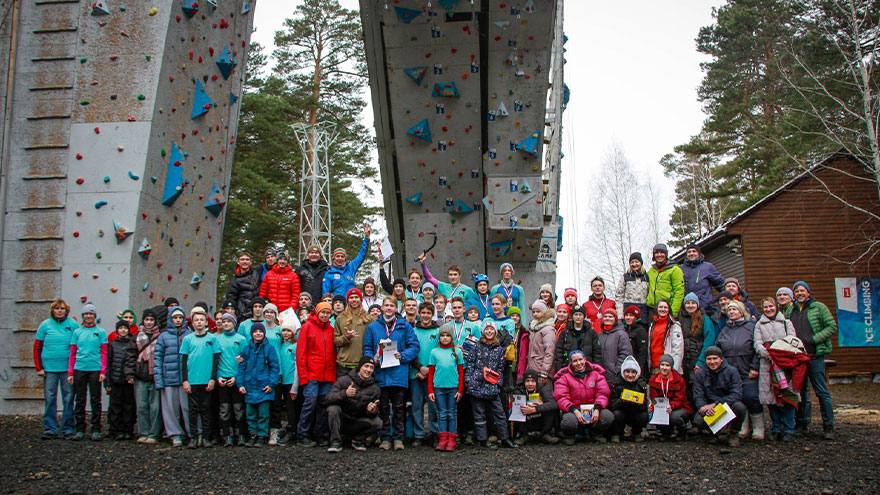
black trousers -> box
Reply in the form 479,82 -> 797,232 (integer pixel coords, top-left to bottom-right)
612,408 -> 649,436
217,383 -> 244,435
457,394 -> 474,436
379,386 -> 406,441
73,371 -> 102,433
516,411 -> 557,437
271,383 -> 297,429
188,385 -> 212,436
327,406 -> 382,443
210,386 -> 221,440
107,382 -> 136,435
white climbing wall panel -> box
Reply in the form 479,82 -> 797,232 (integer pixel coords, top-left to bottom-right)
0,0 -> 255,413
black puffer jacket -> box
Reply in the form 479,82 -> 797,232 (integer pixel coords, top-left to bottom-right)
553,323 -> 600,373
225,267 -> 261,319
623,321 -> 648,375
296,258 -> 330,303
107,334 -> 136,385
326,369 -> 381,417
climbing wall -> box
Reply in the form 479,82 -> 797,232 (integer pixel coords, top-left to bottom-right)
0,0 -> 254,413
361,0 -> 558,294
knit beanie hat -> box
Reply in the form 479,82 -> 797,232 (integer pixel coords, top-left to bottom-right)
169,307 -> 185,319
252,296 -> 268,307
684,292 -> 700,305
499,262 -> 514,275
793,280 -> 812,293
363,277 -> 376,288
523,369 -> 540,382
776,287 -> 794,299
652,243 -> 668,255
332,294 -> 346,306
332,247 -> 347,257
347,288 -> 363,301
629,252 -> 643,264
190,306 -> 207,317
392,278 -> 406,288
141,308 -> 156,322
221,313 -> 238,327
422,281 -> 436,291
555,303 -> 570,313
115,320 -> 130,330
705,346 -> 723,358
531,300 -> 548,312
262,303 -> 279,315
163,297 -> 179,307
624,305 -> 641,318
539,283 -> 553,294
81,303 -> 97,315
251,322 -> 266,335
571,305 -> 586,316
563,288 -> 578,299
356,356 -> 374,373
506,306 -> 521,317
315,301 -> 332,314
723,277 -> 740,289
659,354 -> 675,367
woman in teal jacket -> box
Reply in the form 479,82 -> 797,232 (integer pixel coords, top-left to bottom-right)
679,293 -> 718,395
34,299 -> 80,440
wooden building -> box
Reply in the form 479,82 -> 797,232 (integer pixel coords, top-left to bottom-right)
672,153 -> 880,376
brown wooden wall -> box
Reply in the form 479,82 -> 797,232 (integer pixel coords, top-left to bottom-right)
725,156 -> 880,374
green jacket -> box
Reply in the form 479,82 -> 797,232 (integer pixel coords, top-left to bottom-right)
646,264 -> 685,316
783,299 -> 836,356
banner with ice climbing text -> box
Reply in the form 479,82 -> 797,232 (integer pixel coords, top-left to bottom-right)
834,277 -> 879,347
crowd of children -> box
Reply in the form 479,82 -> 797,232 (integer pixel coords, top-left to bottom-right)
35,240 -> 839,451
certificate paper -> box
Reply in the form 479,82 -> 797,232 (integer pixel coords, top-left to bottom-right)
381,340 -> 399,368
650,398 -> 670,425
509,395 -> 527,422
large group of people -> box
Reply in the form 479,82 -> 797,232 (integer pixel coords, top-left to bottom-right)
35,230 -> 838,452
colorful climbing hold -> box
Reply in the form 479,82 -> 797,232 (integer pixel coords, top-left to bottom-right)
138,238 -> 152,258
161,142 -> 186,206
432,82 -> 460,98
394,6 -> 421,23
191,80 -> 213,119
128,171 -> 140,181
404,66 -> 428,85
407,119 -> 432,142
91,1 -> 111,16
215,47 -> 236,80
203,182 -> 226,216
112,220 -> 133,243
94,200 -> 108,209
148,6 -> 158,16
181,0 -> 198,18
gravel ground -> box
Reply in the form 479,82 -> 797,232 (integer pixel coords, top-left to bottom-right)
3,382 -> 879,495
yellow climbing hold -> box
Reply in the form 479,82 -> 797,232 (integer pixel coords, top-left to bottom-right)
148,7 -> 159,16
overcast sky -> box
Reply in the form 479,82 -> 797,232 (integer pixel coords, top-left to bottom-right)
251,0 -> 724,294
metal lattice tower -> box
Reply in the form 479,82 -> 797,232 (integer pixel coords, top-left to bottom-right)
294,122 -> 337,261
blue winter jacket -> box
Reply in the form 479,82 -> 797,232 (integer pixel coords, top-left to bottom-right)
363,317 -> 420,389
322,237 -> 370,297
236,340 -> 280,404
680,256 -> 725,311
692,361 -> 743,410
153,324 -> 192,389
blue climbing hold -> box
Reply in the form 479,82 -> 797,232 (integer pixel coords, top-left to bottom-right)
489,239 -> 514,256
215,47 -> 236,80
94,200 -> 108,209
128,170 -> 140,181
103,175 -> 110,183
404,192 -> 423,206
241,1 -> 250,14
191,80 -> 213,120
394,6 -> 421,24
229,92 -> 239,105
181,0 -> 199,17
407,119 -> 432,142
432,82 -> 460,98
190,273 -> 203,288
438,0 -> 458,12
91,1 -> 111,15
162,142 -> 186,206
516,131 -> 541,156
452,199 -> 474,214
204,182 -> 226,217
138,238 -> 152,258
404,66 -> 428,85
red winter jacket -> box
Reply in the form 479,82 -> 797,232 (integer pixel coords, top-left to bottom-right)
259,264 -> 301,312
553,361 -> 611,411
648,370 -> 692,414
296,313 -> 336,384
584,295 -> 617,335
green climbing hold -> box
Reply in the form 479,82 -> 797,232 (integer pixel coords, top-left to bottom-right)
160,148 -> 166,157
80,100 -> 90,106
145,54 -> 151,61
80,57 -> 87,64
96,252 -> 102,259
137,94 -> 146,101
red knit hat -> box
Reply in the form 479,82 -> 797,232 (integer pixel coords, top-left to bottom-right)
346,287 -> 363,301
624,305 -> 641,318
563,288 -> 578,299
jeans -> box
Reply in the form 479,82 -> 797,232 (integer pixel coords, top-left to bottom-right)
43,372 -> 75,435
135,380 -> 162,439
379,386 -> 407,441
769,404 -> 796,435
434,387 -> 458,433
297,381 -> 331,441
797,355 -> 835,430
187,385 -> 212,436
694,400 -> 748,433
407,377 -> 436,438
246,401 -> 270,438
73,371 -> 102,433
470,395 -> 509,441
327,405 -> 382,443
107,382 -> 136,435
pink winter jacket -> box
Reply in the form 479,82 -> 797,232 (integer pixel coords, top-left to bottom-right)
552,362 -> 610,412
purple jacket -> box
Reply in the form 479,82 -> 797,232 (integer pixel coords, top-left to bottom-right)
680,256 -> 724,311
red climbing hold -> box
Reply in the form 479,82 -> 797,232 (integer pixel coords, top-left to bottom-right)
75,153 -> 83,160
76,177 -> 84,185
72,231 -> 80,237
94,127 -> 100,134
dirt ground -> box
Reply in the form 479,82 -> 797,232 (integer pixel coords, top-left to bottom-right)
2,382 -> 878,495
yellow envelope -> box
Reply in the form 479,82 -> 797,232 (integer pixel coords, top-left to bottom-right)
621,389 -> 645,404
703,403 -> 728,426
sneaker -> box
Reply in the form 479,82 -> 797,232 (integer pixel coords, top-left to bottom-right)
327,442 -> 342,453
379,440 -> 391,450
91,432 -> 102,442
40,431 -> 56,440
411,438 -> 423,447
136,436 -> 148,444
72,432 -> 85,441
187,438 -> 198,449
542,434 -> 560,445
299,438 -> 317,448
143,437 -> 158,445
822,429 -> 835,441
563,437 -> 575,446
252,437 -> 265,448
115,433 -> 126,441
728,433 -> 741,448
63,432 -> 77,440
393,440 -> 405,451
782,433 -> 795,442
224,436 -> 235,447
514,436 -> 529,446
351,441 -> 367,452
172,436 -> 183,447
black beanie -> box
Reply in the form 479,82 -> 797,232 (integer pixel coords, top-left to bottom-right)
163,297 -> 179,307
629,252 -> 643,264
705,346 -> 723,358
356,356 -> 374,372
115,319 -> 130,330
141,308 -> 156,321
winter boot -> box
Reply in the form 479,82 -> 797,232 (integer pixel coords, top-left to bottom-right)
750,413 -> 765,441
435,432 -> 448,451
738,414 -> 750,439
728,430 -> 741,447
268,428 -> 279,446
445,433 -> 458,452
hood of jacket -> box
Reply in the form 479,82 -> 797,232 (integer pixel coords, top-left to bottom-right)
683,254 -> 705,267
270,263 -> 293,275
758,311 -> 786,325
529,309 -> 555,332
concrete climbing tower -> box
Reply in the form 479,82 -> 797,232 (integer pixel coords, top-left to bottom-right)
0,1 -> 255,413
359,0 -> 564,296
